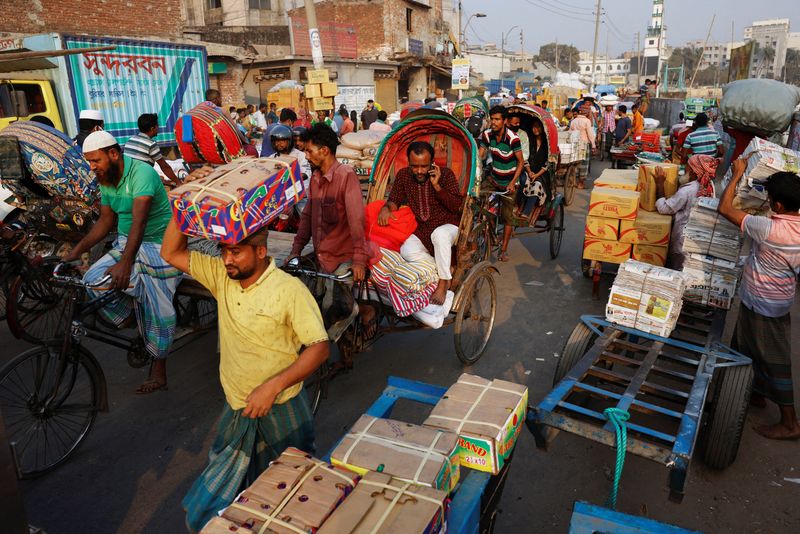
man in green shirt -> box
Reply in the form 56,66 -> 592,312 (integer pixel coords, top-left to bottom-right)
64,131 -> 181,394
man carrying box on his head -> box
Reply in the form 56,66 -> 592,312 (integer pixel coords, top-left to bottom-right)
160,220 -> 329,532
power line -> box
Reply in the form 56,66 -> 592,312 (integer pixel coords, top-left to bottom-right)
522,0 -> 595,22
602,13 -> 628,42
535,0 -> 595,13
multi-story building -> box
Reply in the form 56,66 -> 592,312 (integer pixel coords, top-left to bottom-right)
640,0 -> 668,78
576,55 -> 630,86
685,39 -> 742,69
743,18 -> 790,78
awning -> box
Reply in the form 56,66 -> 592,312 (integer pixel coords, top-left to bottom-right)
0,57 -> 57,73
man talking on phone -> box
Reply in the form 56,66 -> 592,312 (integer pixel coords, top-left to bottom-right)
378,141 -> 464,304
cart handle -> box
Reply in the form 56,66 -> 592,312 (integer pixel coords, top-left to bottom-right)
53,261 -> 112,289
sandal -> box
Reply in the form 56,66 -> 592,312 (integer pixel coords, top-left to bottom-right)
498,251 -> 510,262
136,377 -> 168,394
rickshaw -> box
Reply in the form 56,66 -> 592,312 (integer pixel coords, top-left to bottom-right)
451,95 -> 489,140
479,104 -> 566,259
288,109 -> 499,411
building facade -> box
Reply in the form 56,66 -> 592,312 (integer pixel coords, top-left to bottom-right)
743,18 -> 790,78
576,56 -> 630,86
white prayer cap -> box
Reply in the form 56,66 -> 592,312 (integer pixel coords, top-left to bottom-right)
79,109 -> 104,121
83,131 -> 118,153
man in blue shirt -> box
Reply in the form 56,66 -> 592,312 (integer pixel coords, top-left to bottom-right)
682,112 -> 723,157
260,108 -> 297,157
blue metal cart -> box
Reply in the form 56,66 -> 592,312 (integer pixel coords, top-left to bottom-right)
324,376 -> 516,534
527,303 -> 753,501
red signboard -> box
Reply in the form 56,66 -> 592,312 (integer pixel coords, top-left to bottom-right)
290,17 -> 358,60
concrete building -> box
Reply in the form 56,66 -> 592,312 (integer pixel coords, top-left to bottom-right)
787,31 -> 800,51
576,56 -> 630,86
685,39 -> 745,69
743,18 -> 790,79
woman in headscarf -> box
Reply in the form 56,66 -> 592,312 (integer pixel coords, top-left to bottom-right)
654,154 -> 718,270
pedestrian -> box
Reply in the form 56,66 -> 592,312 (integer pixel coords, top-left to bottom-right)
292,126 -> 308,152
339,108 -> 355,135
350,110 -> 359,132
560,108 -> 573,128
124,113 -> 181,187
312,110 -> 338,133
74,109 -> 104,148
652,155 -> 717,270
228,106 -> 237,121
599,103 -> 616,157
719,157 -> 800,440
681,112 -> 723,158
614,104 -> 632,146
631,102 -> 644,136
252,103 -> 268,132
368,110 -> 391,133
333,104 -> 347,132
569,108 -> 596,189
160,221 -> 329,531
540,99 -> 550,112
266,102 -> 279,125
361,99 -> 379,130
236,108 -> 252,140
260,108 -> 297,157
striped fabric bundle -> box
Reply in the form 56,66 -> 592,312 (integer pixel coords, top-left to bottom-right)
175,103 -> 246,165
369,249 -> 438,317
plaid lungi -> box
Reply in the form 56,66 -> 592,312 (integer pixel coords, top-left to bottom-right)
733,304 -> 794,406
370,249 -> 438,317
182,392 -> 315,532
83,236 -> 181,359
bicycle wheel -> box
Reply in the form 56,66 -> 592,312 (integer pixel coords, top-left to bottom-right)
0,344 -> 101,478
454,270 -> 497,365
6,259 -> 70,344
563,166 -> 577,206
549,202 -> 565,259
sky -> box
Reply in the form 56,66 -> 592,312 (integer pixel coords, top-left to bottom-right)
459,0 -> 799,56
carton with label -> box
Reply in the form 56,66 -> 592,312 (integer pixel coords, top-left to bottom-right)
585,216 -> 621,241
632,244 -> 668,267
619,211 -> 672,245
638,163 -> 679,211
588,187 -> 639,220
422,374 -> 528,475
593,169 -> 639,191
583,238 -> 632,264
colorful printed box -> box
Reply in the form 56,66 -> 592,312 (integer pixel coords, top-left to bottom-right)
619,211 -> 672,245
588,187 -> 639,220
169,156 -> 304,244
632,244 -> 669,267
330,415 -> 460,493
593,169 -> 639,191
585,216 -> 621,241
422,374 -> 528,475
583,238 -> 632,264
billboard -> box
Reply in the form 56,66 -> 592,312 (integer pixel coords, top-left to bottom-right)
63,35 -> 208,146
452,58 -> 470,90
728,42 -> 754,82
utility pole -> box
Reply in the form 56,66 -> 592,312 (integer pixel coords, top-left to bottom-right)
590,0 -> 602,91
520,29 -> 525,71
304,0 -> 324,70
605,27 -> 610,86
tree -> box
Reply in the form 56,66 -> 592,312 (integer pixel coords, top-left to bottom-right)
668,46 -> 703,75
785,48 -> 800,85
535,42 -> 581,73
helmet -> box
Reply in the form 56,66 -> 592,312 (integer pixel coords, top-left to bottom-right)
270,124 -> 294,153
522,176 -> 547,206
291,126 -> 307,137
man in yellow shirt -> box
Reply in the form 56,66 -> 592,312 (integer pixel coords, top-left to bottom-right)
631,102 -> 645,136
160,219 -> 329,532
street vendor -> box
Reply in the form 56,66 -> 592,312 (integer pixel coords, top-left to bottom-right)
62,131 -> 180,394
479,105 -> 525,262
378,141 -> 464,305
719,158 -> 800,440
159,221 -> 329,532
652,155 -> 717,270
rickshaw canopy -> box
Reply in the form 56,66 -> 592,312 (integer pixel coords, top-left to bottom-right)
506,104 -> 561,159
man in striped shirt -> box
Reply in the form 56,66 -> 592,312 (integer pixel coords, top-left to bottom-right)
681,112 -> 723,157
124,113 -> 181,187
719,157 -> 800,440
479,105 -> 525,261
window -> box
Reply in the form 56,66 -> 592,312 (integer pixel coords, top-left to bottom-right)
249,0 -> 270,8
207,0 -> 221,8
406,8 -> 413,32
585,66 -> 590,72
0,82 -> 47,118
648,39 -> 655,46
596,65 -> 601,71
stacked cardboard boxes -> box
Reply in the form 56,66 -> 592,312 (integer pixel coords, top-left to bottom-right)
303,68 -> 337,111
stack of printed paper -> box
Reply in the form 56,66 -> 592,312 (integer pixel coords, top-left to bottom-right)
732,137 -> 800,214
682,198 -> 742,263
683,254 -> 741,310
606,260 -> 687,338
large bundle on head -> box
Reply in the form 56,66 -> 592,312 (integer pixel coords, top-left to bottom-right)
175,103 -> 246,165
0,121 -> 97,204
720,79 -> 800,137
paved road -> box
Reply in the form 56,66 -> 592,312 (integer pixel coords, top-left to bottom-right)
5,160 -> 800,533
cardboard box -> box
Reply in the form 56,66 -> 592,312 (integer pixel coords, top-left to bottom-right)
169,156 -> 304,244
222,448 -> 358,534
588,187 -> 639,220
583,238 -> 632,264
306,68 -> 329,84
317,472 -> 448,534
619,211 -> 672,245
304,83 -> 321,98
330,415 -> 459,492
632,244 -> 668,267
200,517 -> 253,534
321,82 -> 339,97
638,163 -> 678,211
585,216 -> 620,241
309,96 -> 334,111
593,169 -> 639,191
422,374 -> 528,475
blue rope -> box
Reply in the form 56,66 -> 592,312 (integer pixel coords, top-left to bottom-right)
603,407 -> 631,510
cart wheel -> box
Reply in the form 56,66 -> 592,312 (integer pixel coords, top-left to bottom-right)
454,270 -> 497,365
563,166 -> 577,206
581,259 -> 592,279
6,258 -> 70,344
473,222 -> 492,263
0,343 -> 102,478
304,360 -> 330,416
126,338 -> 152,369
702,364 -> 753,470
549,202 -> 565,259
554,322 -> 597,386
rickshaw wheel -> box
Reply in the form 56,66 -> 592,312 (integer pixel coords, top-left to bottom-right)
549,202 -> 565,259
454,270 -> 496,365
6,257 -> 70,344
554,322 -> 597,386
304,360 -> 330,416
563,166 -> 577,206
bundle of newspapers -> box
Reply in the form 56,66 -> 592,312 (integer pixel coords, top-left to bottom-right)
606,260 -> 687,338
682,254 -> 740,310
682,198 -> 742,263
728,137 -> 800,215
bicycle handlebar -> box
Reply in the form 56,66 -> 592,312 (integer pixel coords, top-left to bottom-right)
284,265 -> 353,282
52,262 -> 112,289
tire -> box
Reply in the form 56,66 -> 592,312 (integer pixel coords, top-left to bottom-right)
454,270 -> 497,365
6,258 -> 70,344
304,360 -> 330,416
702,364 -> 753,470
554,322 -> 597,386
0,344 -> 101,478
581,259 -> 592,279
563,166 -> 577,206
549,202 -> 565,259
